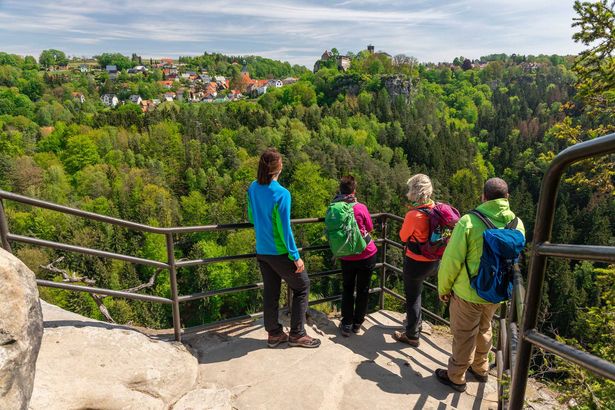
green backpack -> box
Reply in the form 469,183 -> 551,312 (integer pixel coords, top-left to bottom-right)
325,201 -> 367,257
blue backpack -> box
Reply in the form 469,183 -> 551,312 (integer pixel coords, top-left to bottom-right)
465,210 -> 526,304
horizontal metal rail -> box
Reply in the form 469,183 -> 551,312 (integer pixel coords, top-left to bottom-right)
383,238 -> 405,250
383,262 -> 438,292
178,267 -> 352,303
536,243 -> 615,263
178,283 -> 263,303
36,279 -> 174,304
8,233 -> 168,269
382,287 -> 450,326
175,243 -> 384,269
524,330 -> 615,381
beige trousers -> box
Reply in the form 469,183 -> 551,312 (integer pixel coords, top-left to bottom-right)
447,294 -> 500,384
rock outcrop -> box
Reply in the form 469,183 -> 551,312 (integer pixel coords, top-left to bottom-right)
30,301 -> 232,410
0,248 -> 44,410
382,75 -> 414,99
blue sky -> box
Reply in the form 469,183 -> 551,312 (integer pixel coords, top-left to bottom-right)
0,0 -> 584,67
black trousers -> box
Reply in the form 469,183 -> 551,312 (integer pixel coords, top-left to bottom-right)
403,255 -> 439,339
257,254 -> 310,337
340,254 -> 377,326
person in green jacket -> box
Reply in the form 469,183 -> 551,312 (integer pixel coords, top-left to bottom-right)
435,178 -> 525,392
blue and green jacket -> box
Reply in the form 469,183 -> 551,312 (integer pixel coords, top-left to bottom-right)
247,180 -> 300,261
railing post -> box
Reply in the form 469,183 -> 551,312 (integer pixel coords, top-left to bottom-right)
379,215 -> 388,310
165,233 -> 182,342
0,199 -> 12,252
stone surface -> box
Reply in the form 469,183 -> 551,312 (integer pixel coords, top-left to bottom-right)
172,386 -> 232,410
382,75 -> 414,98
29,301 -> 199,410
26,297 -> 560,409
0,248 -> 43,410
184,309 -> 561,410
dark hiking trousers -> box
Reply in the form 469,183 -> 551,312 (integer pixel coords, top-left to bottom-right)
257,254 -> 310,337
403,255 -> 439,339
340,254 -> 377,326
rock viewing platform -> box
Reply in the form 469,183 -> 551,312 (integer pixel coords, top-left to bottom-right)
29,302 -> 559,409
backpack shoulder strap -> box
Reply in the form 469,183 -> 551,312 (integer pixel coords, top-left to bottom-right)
416,207 -> 432,217
506,217 -> 519,230
469,209 -> 496,230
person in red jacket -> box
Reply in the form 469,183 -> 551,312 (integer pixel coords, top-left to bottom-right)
336,176 -> 378,337
393,174 -> 439,347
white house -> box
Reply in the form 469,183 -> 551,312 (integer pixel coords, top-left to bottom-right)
101,94 -> 119,107
128,65 -> 147,74
72,92 -> 85,103
128,95 -> 142,104
267,79 -> 283,88
163,92 -> 176,102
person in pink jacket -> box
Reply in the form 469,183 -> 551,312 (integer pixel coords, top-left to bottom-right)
336,175 -> 378,337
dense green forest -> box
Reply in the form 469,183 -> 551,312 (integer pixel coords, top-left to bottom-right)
0,1 -> 613,407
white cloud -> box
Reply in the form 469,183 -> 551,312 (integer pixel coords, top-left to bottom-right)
0,0 -> 584,65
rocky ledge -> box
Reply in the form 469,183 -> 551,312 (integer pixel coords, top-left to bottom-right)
29,301 -> 231,410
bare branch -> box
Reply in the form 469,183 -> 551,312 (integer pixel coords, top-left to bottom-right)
40,257 -> 96,285
122,268 -> 162,293
91,294 -> 116,323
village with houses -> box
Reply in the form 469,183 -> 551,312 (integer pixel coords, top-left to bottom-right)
105,59 -> 298,111
62,55 -> 301,112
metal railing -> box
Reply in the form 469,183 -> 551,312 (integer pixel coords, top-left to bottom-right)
0,190 -> 445,342
498,132 -> 615,409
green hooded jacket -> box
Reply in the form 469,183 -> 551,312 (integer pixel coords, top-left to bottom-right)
437,198 -> 525,304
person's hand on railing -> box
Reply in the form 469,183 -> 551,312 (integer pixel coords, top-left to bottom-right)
294,258 -> 305,274
439,293 -> 451,303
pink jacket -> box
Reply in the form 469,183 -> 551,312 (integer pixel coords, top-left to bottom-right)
340,202 -> 378,261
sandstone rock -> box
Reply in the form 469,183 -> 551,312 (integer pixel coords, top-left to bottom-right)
382,75 -> 414,98
172,386 -> 232,410
0,248 -> 44,410
29,301 -> 199,410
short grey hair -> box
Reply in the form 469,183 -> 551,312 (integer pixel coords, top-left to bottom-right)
406,174 -> 433,204
484,178 -> 508,200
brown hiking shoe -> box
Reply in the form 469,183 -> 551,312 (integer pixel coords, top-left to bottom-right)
393,330 -> 420,347
267,331 -> 289,348
288,334 -> 321,348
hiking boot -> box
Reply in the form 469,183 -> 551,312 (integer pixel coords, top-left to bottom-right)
267,331 -> 289,348
393,330 -> 420,347
467,367 -> 489,383
435,369 -> 467,392
288,334 -> 321,348
340,323 -> 352,337
351,323 -> 361,334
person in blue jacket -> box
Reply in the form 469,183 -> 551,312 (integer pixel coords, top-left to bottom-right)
247,148 -> 321,349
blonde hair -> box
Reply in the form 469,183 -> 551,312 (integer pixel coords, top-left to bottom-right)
406,174 -> 433,204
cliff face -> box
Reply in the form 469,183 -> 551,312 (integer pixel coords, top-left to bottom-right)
0,249 -> 43,410
30,301 -> 231,410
